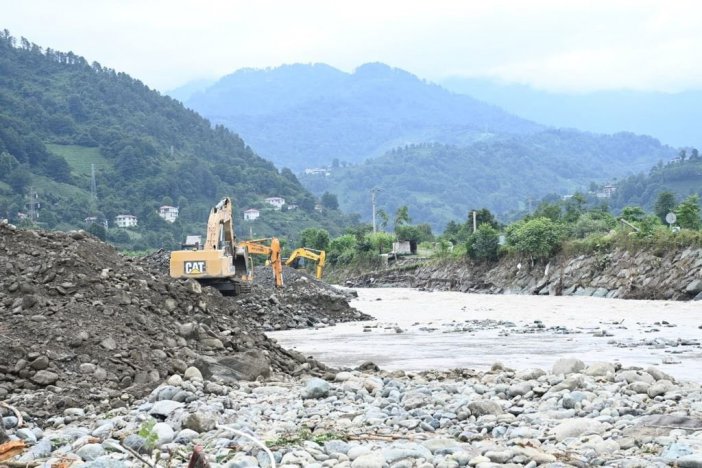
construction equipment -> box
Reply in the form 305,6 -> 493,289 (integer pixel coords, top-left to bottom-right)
169,197 -> 250,295
285,247 -> 326,279
239,238 -> 284,288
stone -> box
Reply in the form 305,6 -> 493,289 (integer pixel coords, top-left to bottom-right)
152,422 -> 175,446
100,337 -> 117,350
552,358 -> 585,375
468,400 -> 503,416
122,434 -> 149,454
324,439 -> 351,455
678,455 -> 702,468
615,370 -> 655,384
183,411 -> 218,432
184,366 -> 203,381
31,370 -> 58,385
515,368 -> 546,380
646,367 -> 675,382
583,362 -> 615,377
194,350 -> 271,383
16,428 -> 37,444
648,379 -> 675,397
76,443 -> 106,461
553,418 -> 605,441
686,279 -> 702,295
351,452 -> 385,468
421,438 -> 463,455
302,377 -> 331,399
29,355 -> 49,370
149,400 -> 183,418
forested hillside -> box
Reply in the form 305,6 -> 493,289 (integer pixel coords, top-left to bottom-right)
608,151 -> 702,211
181,63 -> 543,170
301,130 -> 675,230
0,31 -> 355,250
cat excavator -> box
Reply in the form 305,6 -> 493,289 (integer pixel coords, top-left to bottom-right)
285,247 -> 326,279
169,197 -> 283,295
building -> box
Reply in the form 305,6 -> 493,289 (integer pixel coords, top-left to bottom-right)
85,216 -> 108,229
602,185 -> 617,197
158,205 -> 179,223
304,168 -> 330,176
244,208 -> 260,221
114,214 -> 138,228
264,197 -> 285,210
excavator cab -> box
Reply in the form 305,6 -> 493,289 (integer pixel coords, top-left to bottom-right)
285,247 -> 326,279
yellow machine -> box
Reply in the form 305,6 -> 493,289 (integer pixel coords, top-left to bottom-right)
285,248 -> 326,279
240,238 -> 284,288
169,197 -> 250,295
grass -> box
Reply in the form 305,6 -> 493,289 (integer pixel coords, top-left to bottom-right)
265,429 -> 345,448
46,144 -> 110,176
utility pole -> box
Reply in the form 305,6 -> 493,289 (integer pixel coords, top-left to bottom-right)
472,210 -> 477,233
90,164 -> 97,200
371,188 -> 382,233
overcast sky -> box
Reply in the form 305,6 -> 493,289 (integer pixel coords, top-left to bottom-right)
3,0 -> 701,93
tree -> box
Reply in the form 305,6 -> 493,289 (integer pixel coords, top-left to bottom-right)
299,227 -> 330,250
620,206 -> 646,223
675,195 -> 701,230
506,217 -> 565,261
467,223 -> 500,261
0,152 -> 19,180
87,222 -> 106,240
375,209 -> 389,231
8,166 -> 31,194
394,206 -> 410,230
366,231 -> 395,254
654,191 -> 677,224
320,192 -> 339,210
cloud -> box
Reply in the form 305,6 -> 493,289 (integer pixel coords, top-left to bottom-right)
2,0 -> 701,92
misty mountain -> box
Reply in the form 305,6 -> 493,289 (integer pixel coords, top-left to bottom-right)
300,130 -> 676,230
180,63 -> 544,170
442,77 -> 702,150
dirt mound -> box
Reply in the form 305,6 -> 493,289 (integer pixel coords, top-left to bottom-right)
0,221 -> 367,419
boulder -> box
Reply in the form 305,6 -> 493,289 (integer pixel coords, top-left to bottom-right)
552,358 -> 585,375
553,418 -> 605,441
302,377 -> 330,399
194,349 -> 270,383
467,400 -> 504,416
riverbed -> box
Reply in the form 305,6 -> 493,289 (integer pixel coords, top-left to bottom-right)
268,288 -> 702,382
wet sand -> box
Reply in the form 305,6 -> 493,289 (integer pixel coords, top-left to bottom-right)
268,288 -> 702,382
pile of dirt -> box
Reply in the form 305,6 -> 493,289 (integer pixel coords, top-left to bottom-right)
0,221 -> 368,419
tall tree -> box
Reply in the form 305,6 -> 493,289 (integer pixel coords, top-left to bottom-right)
675,195 -> 701,230
394,205 -> 410,230
654,191 -> 677,224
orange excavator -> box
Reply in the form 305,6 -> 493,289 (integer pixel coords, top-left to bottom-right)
239,238 -> 284,288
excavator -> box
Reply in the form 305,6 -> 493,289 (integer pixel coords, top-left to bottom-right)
285,247 -> 326,279
169,197 -> 283,295
239,238 -> 284,288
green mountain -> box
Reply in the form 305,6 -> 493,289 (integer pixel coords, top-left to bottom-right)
0,31 -> 355,249
608,153 -> 702,211
182,63 -> 544,170
300,130 -> 675,230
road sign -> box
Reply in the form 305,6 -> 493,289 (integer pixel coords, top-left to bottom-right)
666,212 -> 677,225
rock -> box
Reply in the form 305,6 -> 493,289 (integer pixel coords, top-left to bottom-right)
686,279 -> 702,294
615,370 -> 655,384
17,438 -> 52,462
583,362 -> 615,377
16,428 -> 37,444
515,368 -> 546,380
152,422 -> 175,446
302,377 -> 331,399
122,434 -> 149,454
100,337 -> 117,350
468,400 -> 503,416
646,367 -> 675,382
507,382 -> 532,397
31,370 -> 59,385
552,358 -> 585,375
553,418 -> 605,441
351,452 -> 385,468
183,411 -> 218,432
184,366 -> 203,381
194,350 -> 271,383
648,379 -> 675,397
678,454 -> 702,468
76,443 -> 106,461
29,355 -> 49,370
324,439 -> 351,455
382,443 -> 433,463
149,400 -> 184,418
421,438 -> 463,455
175,428 -> 199,444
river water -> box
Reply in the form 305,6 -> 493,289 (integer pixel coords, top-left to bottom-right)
268,288 -> 702,382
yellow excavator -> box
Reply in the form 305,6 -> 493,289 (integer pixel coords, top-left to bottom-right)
169,197 -> 283,295
240,238 -> 284,288
285,248 -> 326,279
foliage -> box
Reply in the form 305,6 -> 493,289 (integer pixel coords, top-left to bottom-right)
299,227 -> 330,251
654,191 -> 677,224
620,206 -> 646,222
466,223 -> 500,261
0,31 -> 358,250
365,231 -> 395,254
506,217 -> 566,261
394,206 -> 410,230
395,224 -> 433,243
320,191 -> 339,210
675,195 -> 702,230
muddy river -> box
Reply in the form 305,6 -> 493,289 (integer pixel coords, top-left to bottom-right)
268,288 -> 702,382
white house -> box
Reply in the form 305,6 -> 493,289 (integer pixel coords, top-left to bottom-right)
244,208 -> 260,221
115,214 -> 138,228
158,205 -> 179,223
264,197 -> 285,210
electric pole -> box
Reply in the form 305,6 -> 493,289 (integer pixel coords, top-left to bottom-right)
371,188 -> 383,233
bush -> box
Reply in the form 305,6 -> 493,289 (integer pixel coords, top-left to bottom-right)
506,217 -> 566,261
467,223 -> 500,261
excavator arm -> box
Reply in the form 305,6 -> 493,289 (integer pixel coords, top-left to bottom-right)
240,238 -> 284,288
285,248 -> 326,279
204,197 -> 236,250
